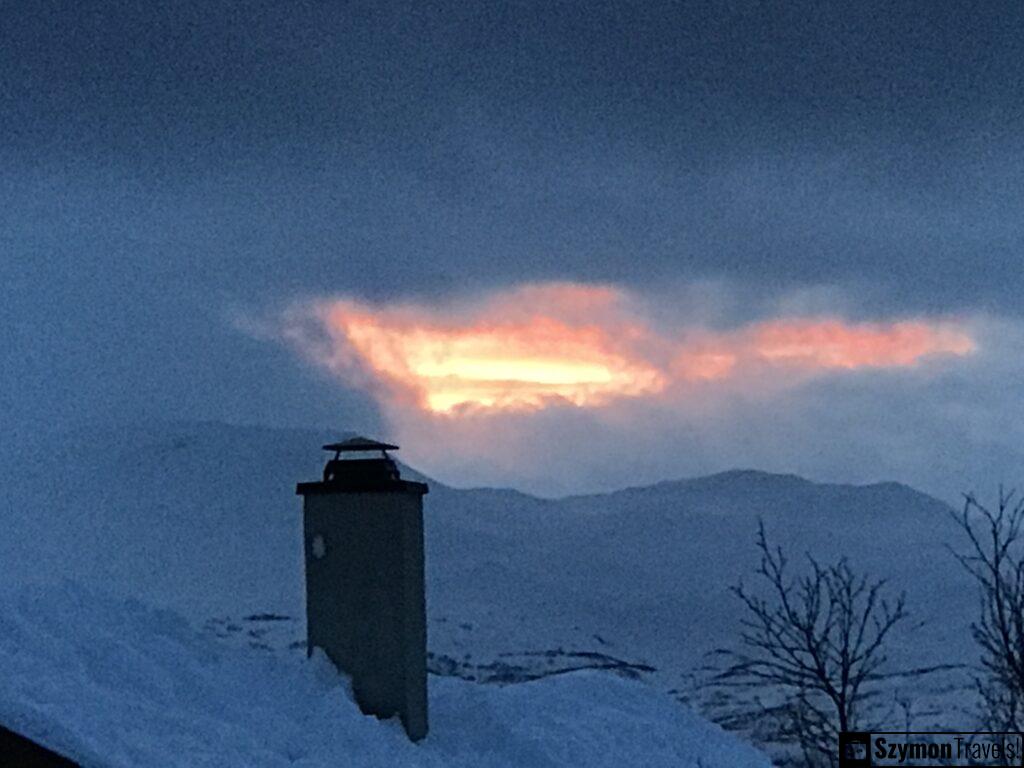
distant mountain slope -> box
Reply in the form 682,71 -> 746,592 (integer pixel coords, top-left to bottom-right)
0,421 -> 975,719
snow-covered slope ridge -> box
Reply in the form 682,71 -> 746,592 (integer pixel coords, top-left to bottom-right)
0,583 -> 770,768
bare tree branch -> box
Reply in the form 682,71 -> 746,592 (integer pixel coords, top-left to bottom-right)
705,521 -> 942,767
949,488 -> 1024,732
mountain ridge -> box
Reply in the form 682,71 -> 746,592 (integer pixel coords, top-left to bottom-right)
20,418 -> 948,507
0,418 -> 975,728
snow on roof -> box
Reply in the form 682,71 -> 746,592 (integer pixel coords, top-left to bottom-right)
0,583 -> 770,768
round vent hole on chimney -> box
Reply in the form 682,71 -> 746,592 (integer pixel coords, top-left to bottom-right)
311,534 -> 326,559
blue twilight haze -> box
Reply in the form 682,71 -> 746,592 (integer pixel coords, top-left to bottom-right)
2,1 -> 1022,498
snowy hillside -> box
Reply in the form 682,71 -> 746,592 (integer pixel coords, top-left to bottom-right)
0,583 -> 770,767
0,421 -> 979,728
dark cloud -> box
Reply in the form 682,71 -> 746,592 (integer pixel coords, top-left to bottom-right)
2,1 -> 1021,489
5,1 -> 1022,302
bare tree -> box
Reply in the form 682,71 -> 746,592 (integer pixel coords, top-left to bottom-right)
950,489 -> 1024,732
706,522 -> 925,767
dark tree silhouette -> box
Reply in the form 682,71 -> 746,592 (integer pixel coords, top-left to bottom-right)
950,489 -> 1024,732
707,522 -> 930,767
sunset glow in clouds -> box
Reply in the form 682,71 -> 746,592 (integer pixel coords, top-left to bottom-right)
317,285 -> 665,412
291,283 -> 976,416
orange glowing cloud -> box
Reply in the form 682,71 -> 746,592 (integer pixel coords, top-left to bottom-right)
287,283 -> 976,415
318,285 -> 666,413
749,319 -> 976,369
667,319 -> 977,382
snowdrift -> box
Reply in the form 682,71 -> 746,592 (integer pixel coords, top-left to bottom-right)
0,584 -> 769,767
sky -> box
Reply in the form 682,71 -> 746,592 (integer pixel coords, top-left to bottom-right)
2,1 -> 1023,500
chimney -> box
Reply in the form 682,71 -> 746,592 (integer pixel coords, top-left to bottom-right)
296,437 -> 429,741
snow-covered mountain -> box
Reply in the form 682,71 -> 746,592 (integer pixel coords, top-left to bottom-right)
0,421 -> 977,724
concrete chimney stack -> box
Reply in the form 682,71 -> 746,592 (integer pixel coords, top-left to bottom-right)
296,437 -> 429,741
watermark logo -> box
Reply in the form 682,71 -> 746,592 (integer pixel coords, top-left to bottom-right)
839,731 -> 1023,767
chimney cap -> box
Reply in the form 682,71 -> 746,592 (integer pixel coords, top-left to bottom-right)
321,436 -> 400,453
